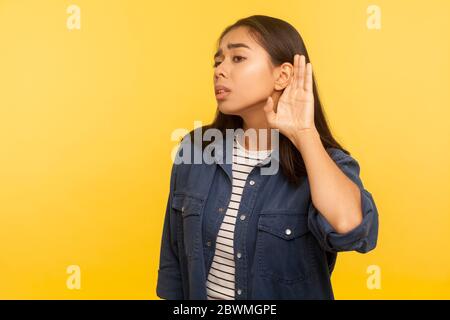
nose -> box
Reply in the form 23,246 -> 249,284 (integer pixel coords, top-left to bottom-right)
214,67 -> 226,80
214,58 -> 228,80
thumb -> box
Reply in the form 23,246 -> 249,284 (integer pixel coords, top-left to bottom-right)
263,96 -> 276,125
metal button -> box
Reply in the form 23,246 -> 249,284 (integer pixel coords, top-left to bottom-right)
218,207 -> 224,213
237,252 -> 242,259
240,214 -> 246,221
285,228 -> 292,236
237,289 -> 242,295
249,180 -> 255,186
206,241 -> 212,247
181,206 -> 185,213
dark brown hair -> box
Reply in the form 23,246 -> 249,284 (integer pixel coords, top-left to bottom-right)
191,15 -> 349,186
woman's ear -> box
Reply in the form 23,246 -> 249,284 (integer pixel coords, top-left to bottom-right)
274,62 -> 294,91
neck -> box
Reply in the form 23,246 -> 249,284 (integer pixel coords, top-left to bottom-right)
239,109 -> 272,152
235,93 -> 282,152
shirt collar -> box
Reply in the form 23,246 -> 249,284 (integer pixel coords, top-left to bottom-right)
212,133 -> 280,175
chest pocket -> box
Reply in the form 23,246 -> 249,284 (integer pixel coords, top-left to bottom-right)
171,192 -> 204,260
256,211 -> 314,284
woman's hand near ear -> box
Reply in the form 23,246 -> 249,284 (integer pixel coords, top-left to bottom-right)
263,54 -> 316,143
264,54 -> 365,235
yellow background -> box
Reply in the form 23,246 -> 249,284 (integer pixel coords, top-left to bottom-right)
0,0 -> 449,299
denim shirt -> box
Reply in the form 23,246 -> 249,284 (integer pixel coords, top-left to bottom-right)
156,129 -> 379,300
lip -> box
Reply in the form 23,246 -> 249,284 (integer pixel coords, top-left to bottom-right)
215,85 -> 231,100
215,90 -> 231,100
215,85 -> 231,93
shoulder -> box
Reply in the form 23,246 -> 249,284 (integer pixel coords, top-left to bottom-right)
175,127 -> 205,159
169,127 -> 218,196
172,126 -> 216,175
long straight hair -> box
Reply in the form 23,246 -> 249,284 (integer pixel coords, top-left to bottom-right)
191,15 -> 349,186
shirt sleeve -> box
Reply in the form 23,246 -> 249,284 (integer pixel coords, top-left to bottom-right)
307,147 -> 379,253
156,161 -> 184,299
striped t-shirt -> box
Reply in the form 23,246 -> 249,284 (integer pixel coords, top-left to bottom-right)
206,134 -> 272,300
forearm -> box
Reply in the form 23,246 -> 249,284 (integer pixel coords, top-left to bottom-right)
291,128 -> 363,234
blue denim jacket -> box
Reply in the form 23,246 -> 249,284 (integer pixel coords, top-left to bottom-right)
156,129 -> 379,300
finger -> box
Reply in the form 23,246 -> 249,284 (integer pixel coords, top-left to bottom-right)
297,55 -> 305,91
282,73 -> 294,98
263,96 -> 276,125
288,53 -> 300,94
304,62 -> 313,93
288,54 -> 298,89
281,55 -> 296,98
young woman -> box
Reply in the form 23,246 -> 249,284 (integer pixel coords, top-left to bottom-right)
156,15 -> 379,300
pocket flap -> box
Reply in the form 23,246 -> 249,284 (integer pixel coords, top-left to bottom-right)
171,193 -> 203,217
258,214 -> 309,240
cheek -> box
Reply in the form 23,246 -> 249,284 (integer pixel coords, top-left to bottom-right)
217,62 -> 274,114
234,64 -> 273,98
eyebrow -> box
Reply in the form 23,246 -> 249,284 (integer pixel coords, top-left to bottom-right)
214,43 -> 251,59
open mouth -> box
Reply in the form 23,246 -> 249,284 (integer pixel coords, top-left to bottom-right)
215,90 -> 231,100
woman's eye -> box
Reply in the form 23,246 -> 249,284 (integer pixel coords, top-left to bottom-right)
213,56 -> 246,68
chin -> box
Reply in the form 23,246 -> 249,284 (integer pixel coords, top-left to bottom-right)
219,99 -> 257,113
217,102 -> 242,115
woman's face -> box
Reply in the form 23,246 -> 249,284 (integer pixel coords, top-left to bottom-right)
213,26 -> 279,115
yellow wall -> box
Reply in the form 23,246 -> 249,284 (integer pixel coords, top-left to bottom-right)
0,0 -> 449,299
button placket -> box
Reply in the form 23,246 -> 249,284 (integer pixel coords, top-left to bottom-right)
235,172 -> 260,300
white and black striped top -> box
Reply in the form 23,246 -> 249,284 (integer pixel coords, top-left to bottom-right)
206,134 -> 272,300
